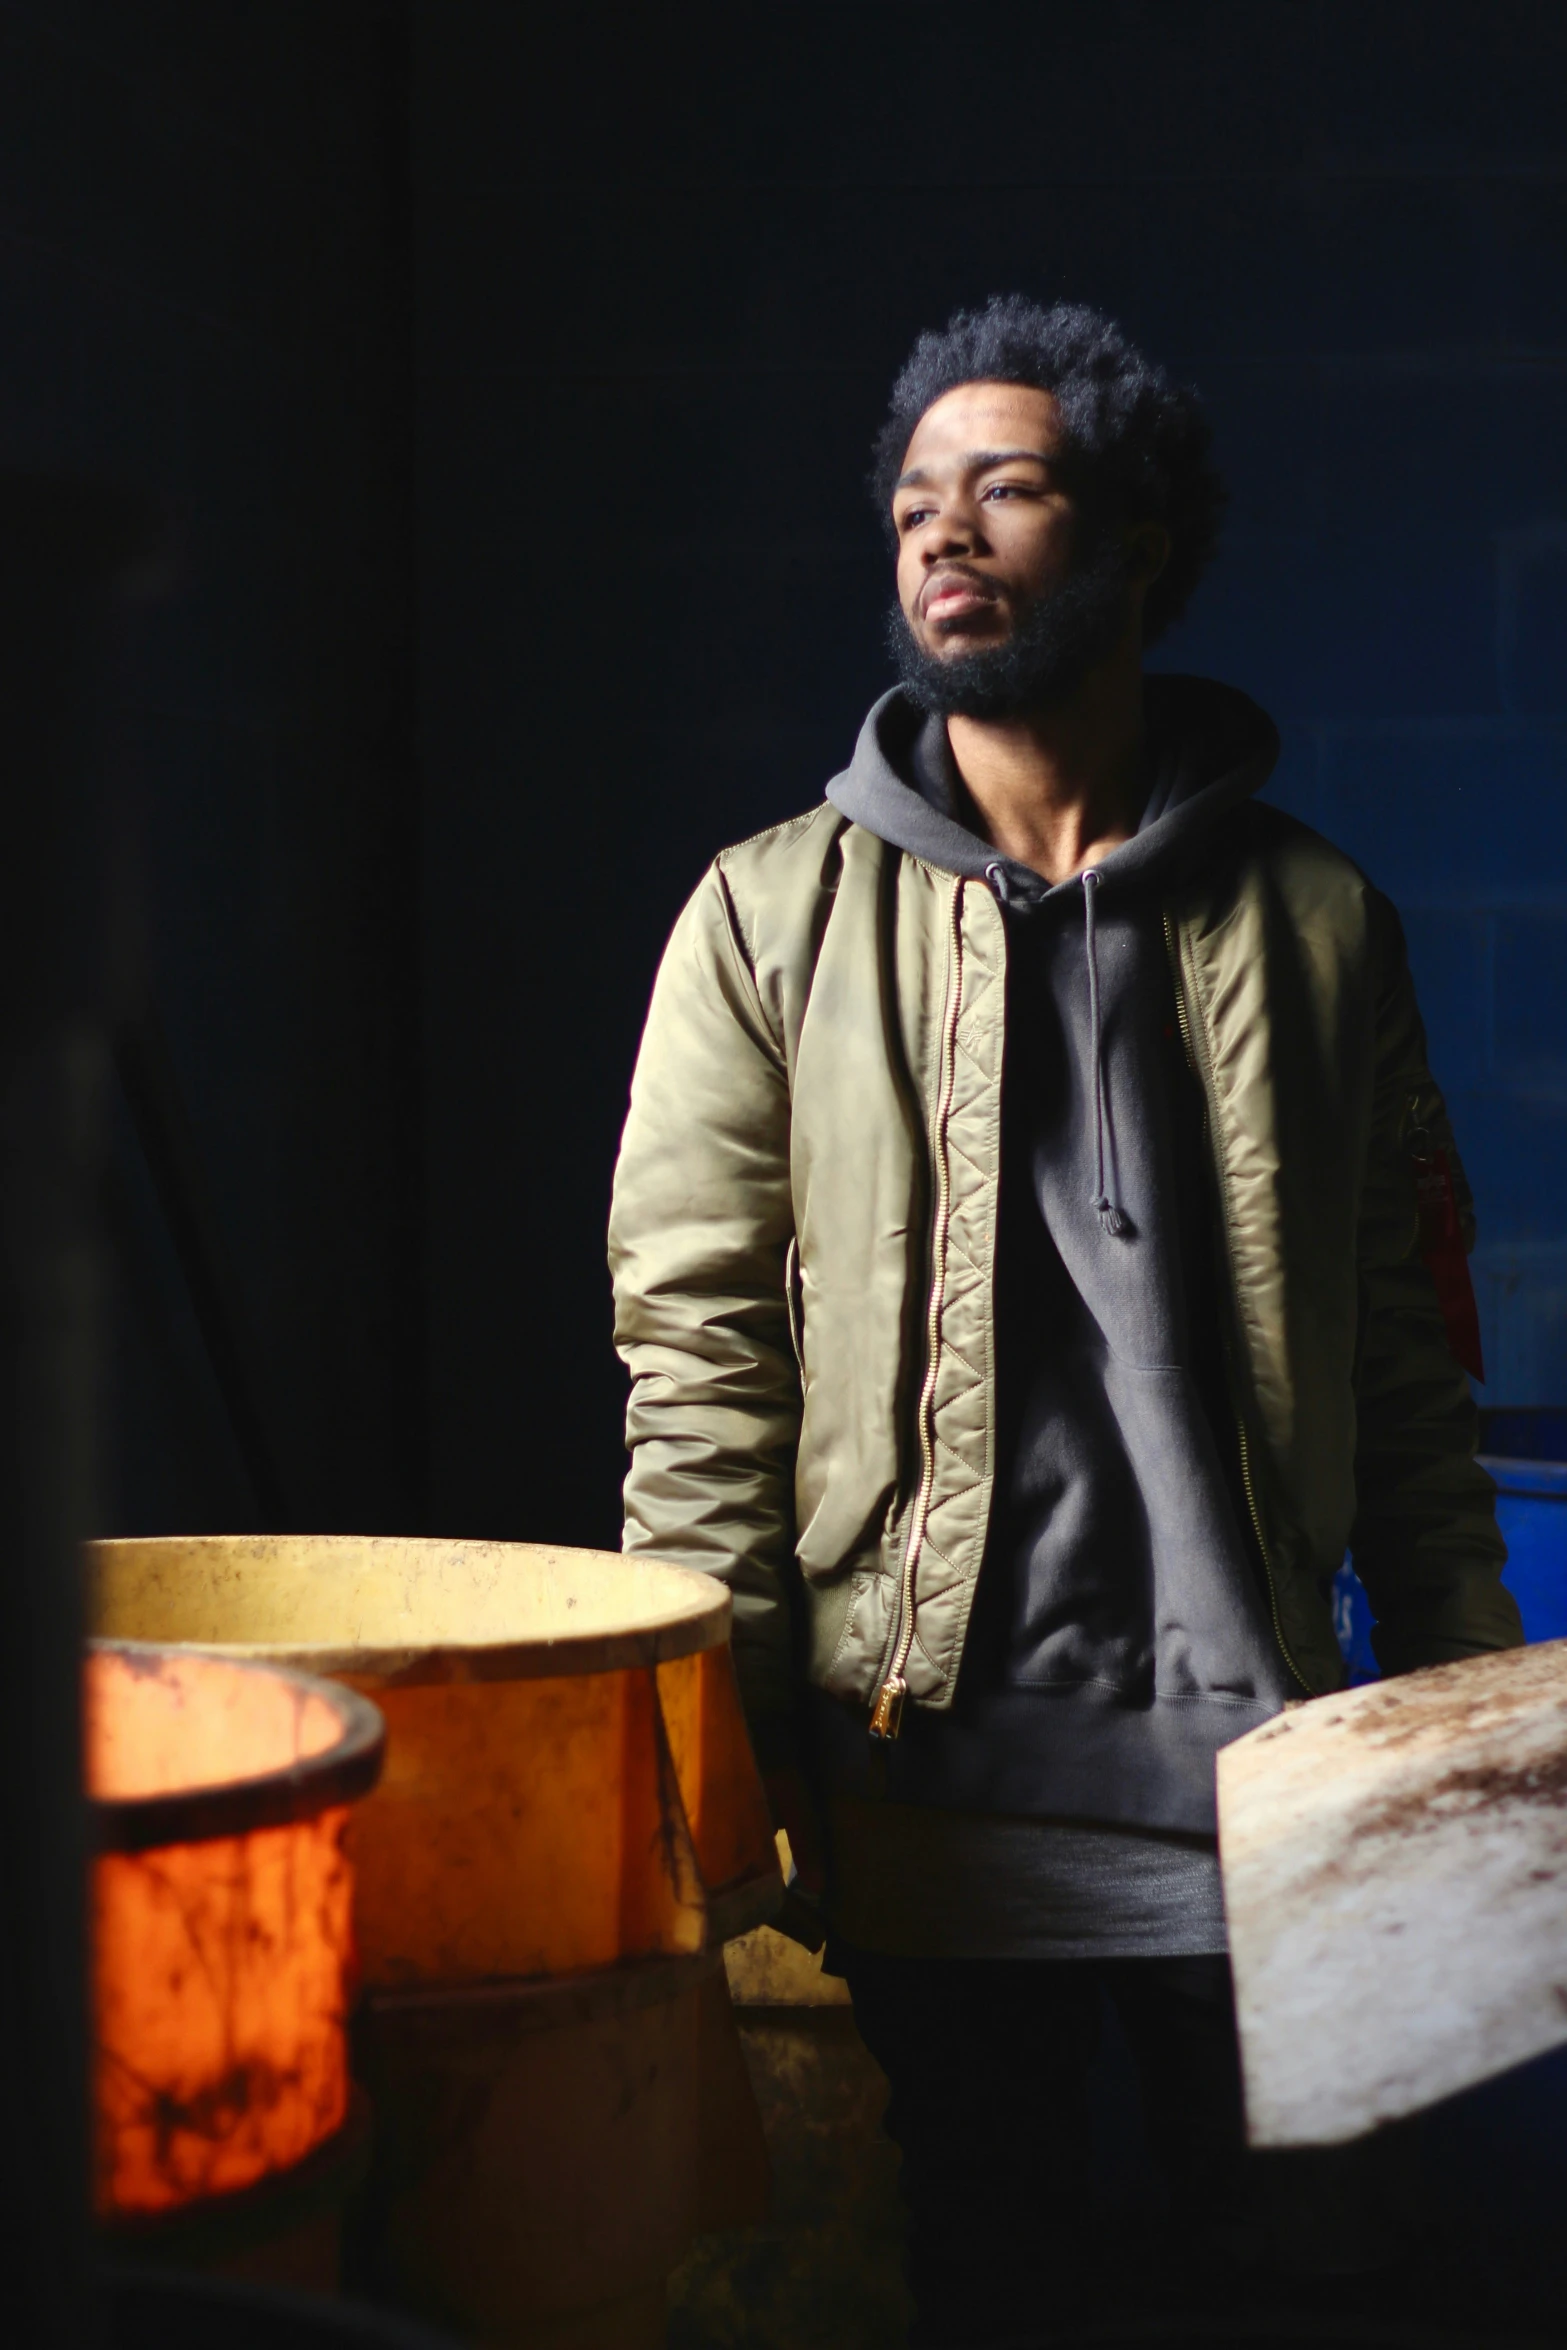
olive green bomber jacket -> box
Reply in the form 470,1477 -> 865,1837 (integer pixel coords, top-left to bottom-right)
609,794 -> 1521,1761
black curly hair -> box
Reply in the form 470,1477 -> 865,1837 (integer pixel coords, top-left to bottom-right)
871,296 -> 1225,645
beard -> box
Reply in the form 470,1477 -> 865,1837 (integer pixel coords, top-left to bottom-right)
887,538 -> 1133,720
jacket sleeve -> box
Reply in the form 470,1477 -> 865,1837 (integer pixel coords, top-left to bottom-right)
1349,891 -> 1522,1672
609,861 -> 801,1756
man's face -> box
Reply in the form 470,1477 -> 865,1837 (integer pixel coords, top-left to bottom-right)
887,377 -> 1149,720
892,379 -> 1078,657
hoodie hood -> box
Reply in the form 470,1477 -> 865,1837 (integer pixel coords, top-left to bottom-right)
824,674 -> 1280,900
825,677 -> 1281,1249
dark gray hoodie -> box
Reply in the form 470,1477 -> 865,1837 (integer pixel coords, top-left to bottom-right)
808,675 -> 1298,1847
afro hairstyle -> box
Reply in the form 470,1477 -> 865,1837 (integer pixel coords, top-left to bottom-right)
871,296 -> 1226,644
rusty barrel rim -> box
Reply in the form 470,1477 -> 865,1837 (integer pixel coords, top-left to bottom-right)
89,1639 -> 386,1854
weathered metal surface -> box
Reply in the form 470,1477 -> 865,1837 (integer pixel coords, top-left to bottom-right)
1219,1639 -> 1567,2148
725,1924 -> 852,2009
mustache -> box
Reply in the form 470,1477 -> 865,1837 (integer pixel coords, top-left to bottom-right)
919,564 -> 1005,620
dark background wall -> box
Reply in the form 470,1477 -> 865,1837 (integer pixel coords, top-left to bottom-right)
1,2 -> 1562,1545
0,1 -> 424,1534
412,0 -> 1567,1549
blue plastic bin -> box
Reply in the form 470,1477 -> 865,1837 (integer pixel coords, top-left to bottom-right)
1332,1556 -> 1381,1683
1323,1444 -> 1567,2323
1333,1451 -> 1567,1678
1483,1452 -> 1567,1642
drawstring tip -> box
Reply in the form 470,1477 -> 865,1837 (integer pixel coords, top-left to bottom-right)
1093,1195 -> 1131,1238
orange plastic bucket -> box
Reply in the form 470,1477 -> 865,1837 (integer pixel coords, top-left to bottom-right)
88,1641 -> 383,2220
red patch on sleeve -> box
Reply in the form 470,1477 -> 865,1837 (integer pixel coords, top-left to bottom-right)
1412,1145 -> 1485,1382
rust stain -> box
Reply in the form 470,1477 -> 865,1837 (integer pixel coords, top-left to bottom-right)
144,2058 -> 301,2169
1355,1745 -> 1567,1841
1326,1644 -> 1567,1760
112,1645 -> 180,1683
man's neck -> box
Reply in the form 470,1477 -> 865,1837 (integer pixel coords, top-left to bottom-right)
945,638 -> 1148,885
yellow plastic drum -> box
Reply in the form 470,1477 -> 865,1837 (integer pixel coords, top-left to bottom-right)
87,1541 -> 780,2347
85,1538 -> 781,1988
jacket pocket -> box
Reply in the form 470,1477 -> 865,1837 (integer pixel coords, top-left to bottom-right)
784,1235 -> 805,1379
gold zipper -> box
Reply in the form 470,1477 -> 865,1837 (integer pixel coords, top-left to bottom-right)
871,878 -> 966,1741
1162,911 -> 1310,1693
1163,910 -> 1197,1071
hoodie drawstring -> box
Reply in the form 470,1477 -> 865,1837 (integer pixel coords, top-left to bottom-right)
1082,869 -> 1129,1238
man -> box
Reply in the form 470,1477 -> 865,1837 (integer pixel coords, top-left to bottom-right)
609,298 -> 1520,2341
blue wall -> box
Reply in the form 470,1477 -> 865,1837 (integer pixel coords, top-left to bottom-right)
1164,310 -> 1567,1406
410,1 -> 1567,1543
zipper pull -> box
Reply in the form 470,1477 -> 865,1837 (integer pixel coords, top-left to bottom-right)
870,1675 -> 906,1741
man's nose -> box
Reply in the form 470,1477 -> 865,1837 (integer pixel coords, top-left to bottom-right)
924,498 -> 984,559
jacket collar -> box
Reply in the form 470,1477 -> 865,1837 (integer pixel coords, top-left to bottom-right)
825,676 -> 1280,900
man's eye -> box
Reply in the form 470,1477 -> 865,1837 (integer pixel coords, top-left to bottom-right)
901,506 -> 934,530
983,482 -> 1023,500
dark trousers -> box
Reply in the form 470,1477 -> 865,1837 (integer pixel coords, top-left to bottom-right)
836,1945 -> 1416,2350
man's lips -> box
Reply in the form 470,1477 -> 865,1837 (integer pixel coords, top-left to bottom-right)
921,571 -> 1002,623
